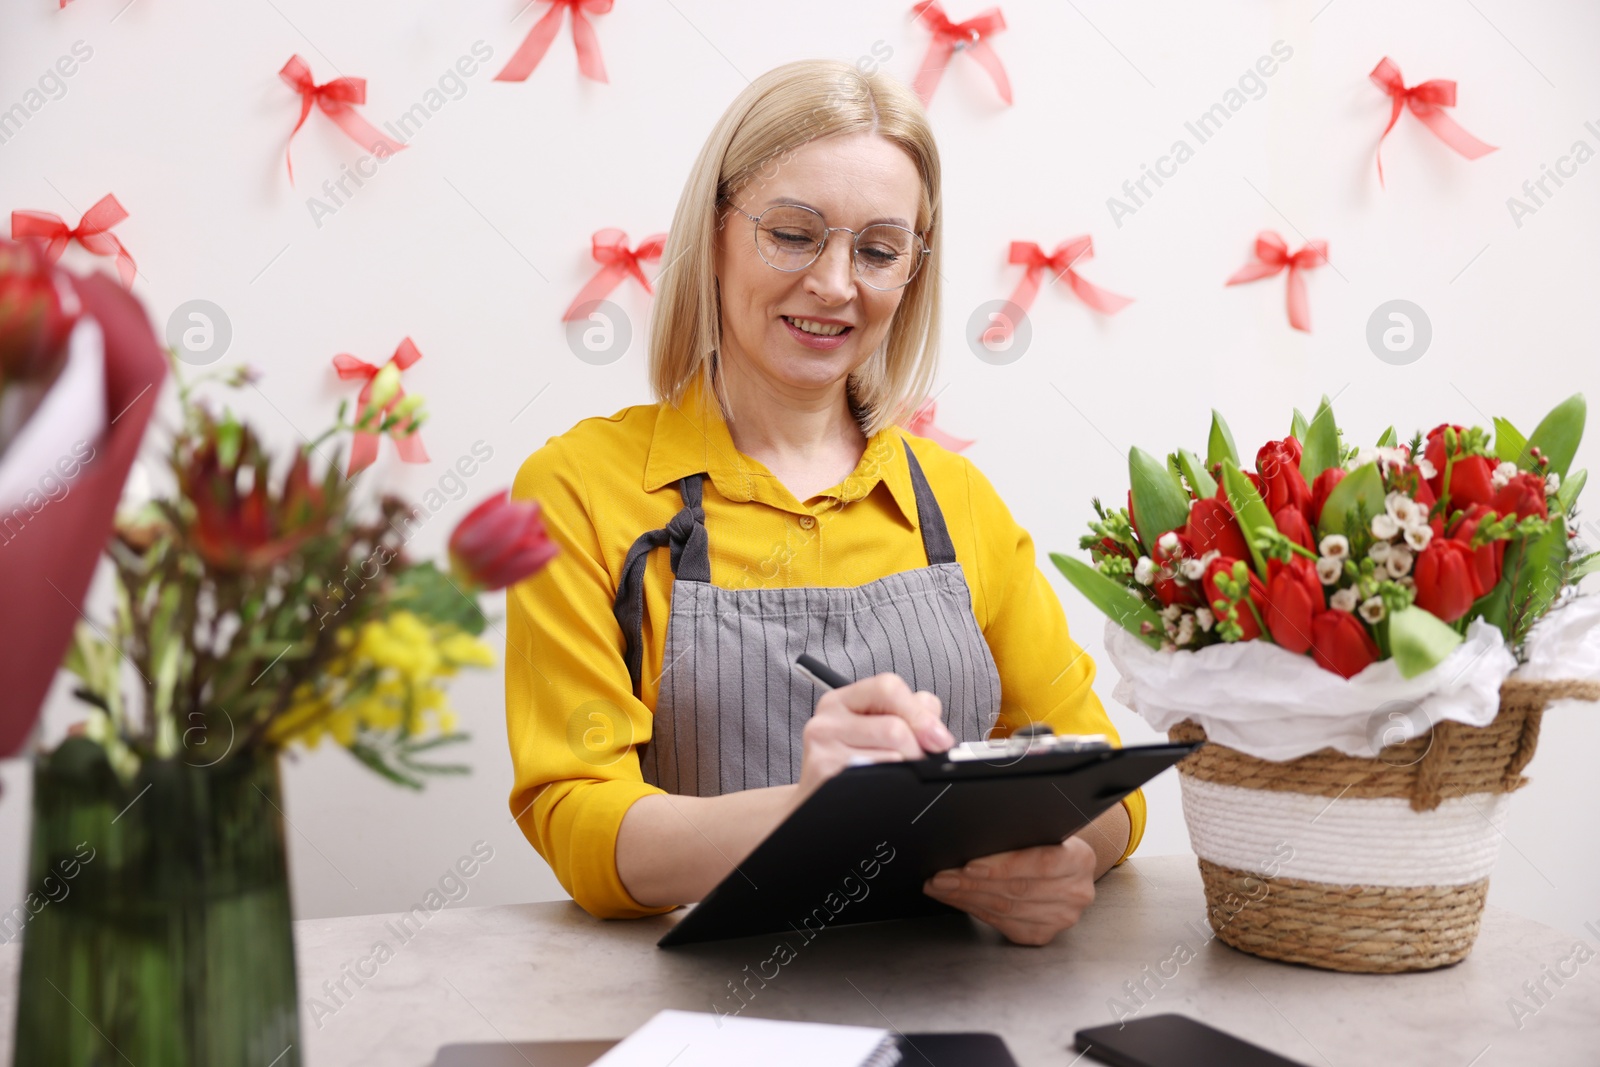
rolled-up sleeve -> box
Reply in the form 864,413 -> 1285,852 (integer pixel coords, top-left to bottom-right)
963,460 -> 1147,866
505,437 -> 676,918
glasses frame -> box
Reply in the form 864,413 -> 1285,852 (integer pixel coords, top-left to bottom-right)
721,196 -> 932,292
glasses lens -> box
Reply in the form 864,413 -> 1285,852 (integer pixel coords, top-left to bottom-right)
750,205 -> 926,289
854,225 -> 923,290
754,206 -> 827,270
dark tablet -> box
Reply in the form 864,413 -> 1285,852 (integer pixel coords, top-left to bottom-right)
657,739 -> 1201,947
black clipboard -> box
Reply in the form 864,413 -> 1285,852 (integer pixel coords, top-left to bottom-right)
657,739 -> 1201,947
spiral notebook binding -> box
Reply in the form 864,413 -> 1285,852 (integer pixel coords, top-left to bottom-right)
860,1037 -> 903,1067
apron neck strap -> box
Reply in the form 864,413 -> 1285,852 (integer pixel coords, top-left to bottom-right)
901,437 -> 957,566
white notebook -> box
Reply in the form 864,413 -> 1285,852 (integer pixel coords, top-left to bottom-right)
590,1009 -> 902,1067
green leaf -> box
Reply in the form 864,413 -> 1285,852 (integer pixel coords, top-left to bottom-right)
1511,515 -> 1569,643
397,758 -> 471,777
1316,462 -> 1384,543
401,732 -> 471,754
392,561 -> 488,636
1291,408 -> 1310,442
1175,449 -> 1218,500
1375,426 -> 1397,448
1207,410 -> 1240,469
1128,447 -> 1192,543
1571,551 -> 1600,584
1050,554 -> 1164,650
1555,468 -> 1586,515
347,741 -> 425,790
1526,394 -> 1586,478
1388,606 -> 1465,679
1300,395 -> 1340,482
1219,460 -> 1272,578
1493,416 -> 1528,466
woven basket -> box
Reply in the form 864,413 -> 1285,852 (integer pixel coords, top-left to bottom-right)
1168,677 -> 1600,974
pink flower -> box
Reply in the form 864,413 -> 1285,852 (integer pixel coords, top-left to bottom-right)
448,491 -> 560,591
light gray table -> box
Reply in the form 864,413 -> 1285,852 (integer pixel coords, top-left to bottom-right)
3,855 -> 1596,1066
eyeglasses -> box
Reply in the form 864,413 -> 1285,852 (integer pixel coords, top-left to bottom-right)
721,197 -> 931,291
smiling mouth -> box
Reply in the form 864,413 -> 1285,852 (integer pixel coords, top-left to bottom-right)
782,315 -> 853,338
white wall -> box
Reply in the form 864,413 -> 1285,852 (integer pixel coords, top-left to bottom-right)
3,0 -> 1597,939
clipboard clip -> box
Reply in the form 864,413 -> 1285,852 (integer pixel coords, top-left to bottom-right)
945,724 -> 1112,763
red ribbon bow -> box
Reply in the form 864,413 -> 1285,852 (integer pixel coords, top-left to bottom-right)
496,0 -> 613,83
11,194 -> 136,289
561,228 -> 667,321
332,338 -> 430,477
1225,231 -> 1328,333
910,2 -> 1011,106
1369,57 -> 1497,188
279,56 -> 407,186
984,236 -> 1132,344
901,399 -> 975,452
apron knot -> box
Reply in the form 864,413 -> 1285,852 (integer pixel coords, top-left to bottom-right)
664,502 -> 704,558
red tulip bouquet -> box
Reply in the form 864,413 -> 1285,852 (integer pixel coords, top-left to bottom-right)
1053,395 -> 1600,975
1056,394 -> 1590,684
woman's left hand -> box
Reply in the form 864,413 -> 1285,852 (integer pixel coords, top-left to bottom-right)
922,836 -> 1097,946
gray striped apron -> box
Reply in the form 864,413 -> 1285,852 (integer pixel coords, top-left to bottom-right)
612,436 -> 1002,797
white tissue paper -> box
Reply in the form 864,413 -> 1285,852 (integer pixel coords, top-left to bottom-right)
1517,592 -> 1600,682
0,315 -> 106,510
1103,599 -> 1600,761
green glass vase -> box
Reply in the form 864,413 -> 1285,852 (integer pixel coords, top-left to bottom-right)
13,737 -> 302,1067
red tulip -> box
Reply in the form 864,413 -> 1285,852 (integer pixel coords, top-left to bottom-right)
1493,471 -> 1549,521
1255,438 -> 1311,515
1311,610 -> 1380,679
1308,467 -> 1346,527
1273,505 -> 1315,553
1126,489 -> 1143,548
1451,504 -> 1507,592
1186,496 -> 1250,560
0,238 -> 80,388
1423,423 -> 1467,500
1261,435 -> 1303,468
1413,539 -> 1484,623
1443,454 -> 1495,510
1264,555 -> 1323,653
1202,555 -> 1268,641
449,490 -> 560,591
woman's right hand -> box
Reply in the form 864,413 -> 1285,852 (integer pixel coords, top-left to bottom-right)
794,673 -> 956,802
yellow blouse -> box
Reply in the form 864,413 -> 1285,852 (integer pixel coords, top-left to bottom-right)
505,377 -> 1147,919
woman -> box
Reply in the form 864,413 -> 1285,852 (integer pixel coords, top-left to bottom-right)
506,59 -> 1145,947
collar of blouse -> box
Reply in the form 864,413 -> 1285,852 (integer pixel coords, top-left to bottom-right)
641,374 -> 922,529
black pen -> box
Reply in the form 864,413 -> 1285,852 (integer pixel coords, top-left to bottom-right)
794,653 -> 852,690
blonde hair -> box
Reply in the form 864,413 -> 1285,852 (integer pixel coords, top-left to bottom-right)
647,58 -> 943,438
